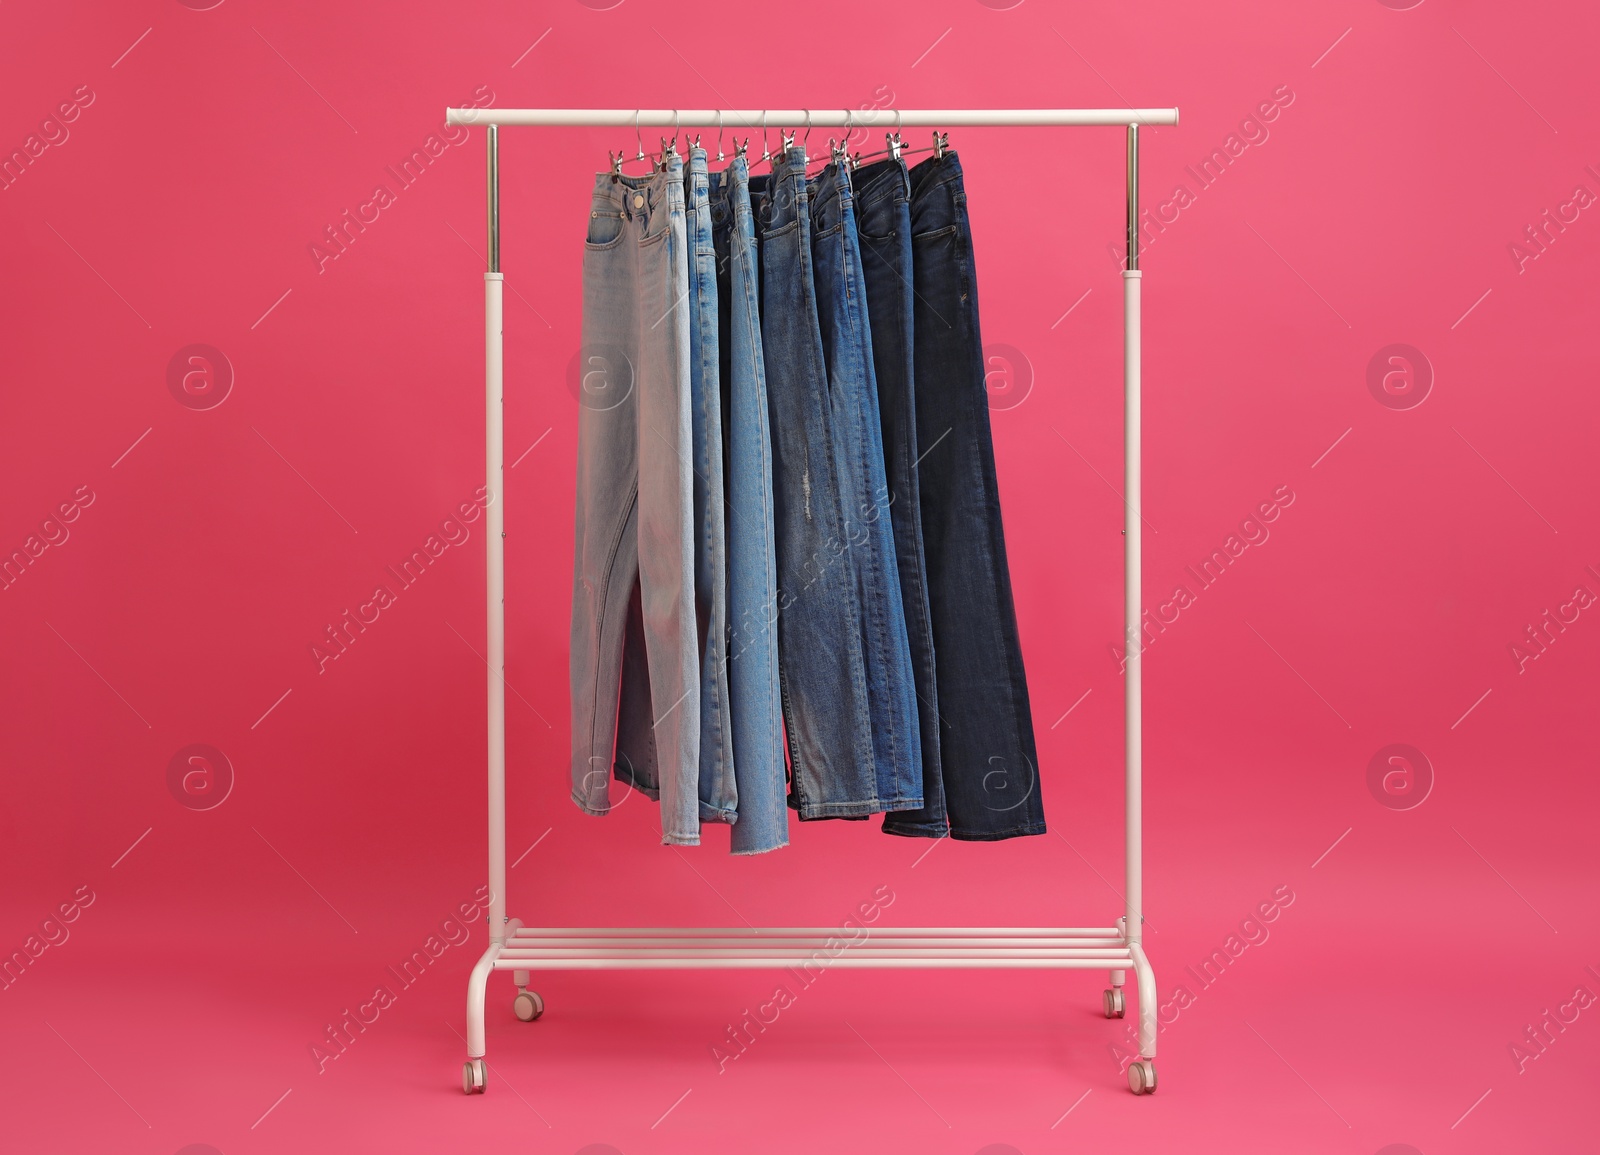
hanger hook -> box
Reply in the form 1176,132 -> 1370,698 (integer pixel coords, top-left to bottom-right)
634,110 -> 644,162
716,110 -> 725,162
803,109 -> 811,151
760,109 -> 770,160
672,108 -> 681,156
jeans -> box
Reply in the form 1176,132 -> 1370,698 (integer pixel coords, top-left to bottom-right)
807,159 -> 922,816
749,150 -> 890,818
569,154 -> 702,845
907,152 -> 1046,840
852,157 -> 948,838
709,155 -> 789,854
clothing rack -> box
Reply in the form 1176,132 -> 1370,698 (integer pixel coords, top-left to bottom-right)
445,105 -> 1180,1098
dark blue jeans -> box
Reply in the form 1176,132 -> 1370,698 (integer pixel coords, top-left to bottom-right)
853,157 -> 949,838
806,160 -> 923,819
750,150 -> 912,818
906,152 -> 1046,840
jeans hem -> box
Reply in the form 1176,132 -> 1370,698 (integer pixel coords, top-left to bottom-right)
946,821 -> 1047,842
794,796 -> 923,820
699,803 -> 738,824
570,791 -> 611,818
880,819 -> 951,838
660,833 -> 701,846
729,838 -> 791,856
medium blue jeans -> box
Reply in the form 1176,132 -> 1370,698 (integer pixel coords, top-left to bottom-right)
907,152 -> 1046,840
709,155 -> 789,854
750,150 -> 892,818
852,157 -> 948,838
570,154 -> 702,845
806,159 -> 923,816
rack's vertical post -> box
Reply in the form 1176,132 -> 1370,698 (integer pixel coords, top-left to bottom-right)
485,124 -> 508,946
1122,124 -> 1143,953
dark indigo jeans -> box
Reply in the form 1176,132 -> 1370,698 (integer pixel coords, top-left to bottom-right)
906,152 -> 1046,840
853,157 -> 949,838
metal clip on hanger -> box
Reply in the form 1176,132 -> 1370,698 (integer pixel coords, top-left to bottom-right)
933,130 -> 949,158
887,131 -> 904,161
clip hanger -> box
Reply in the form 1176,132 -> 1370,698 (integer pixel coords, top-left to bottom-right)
933,130 -> 949,158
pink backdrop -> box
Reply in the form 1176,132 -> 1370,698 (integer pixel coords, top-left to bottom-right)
3,0 -> 1597,1151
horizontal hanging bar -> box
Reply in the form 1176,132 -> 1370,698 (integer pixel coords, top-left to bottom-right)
445,107 -> 1178,128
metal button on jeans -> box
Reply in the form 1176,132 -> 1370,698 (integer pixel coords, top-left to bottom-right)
633,194 -> 644,208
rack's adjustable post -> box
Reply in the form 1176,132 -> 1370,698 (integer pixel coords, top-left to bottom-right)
485,123 -> 508,947
1121,122 -> 1157,1091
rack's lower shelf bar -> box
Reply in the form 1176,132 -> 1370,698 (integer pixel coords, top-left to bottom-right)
492,956 -> 1132,970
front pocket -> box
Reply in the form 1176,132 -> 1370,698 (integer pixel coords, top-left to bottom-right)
585,210 -> 625,249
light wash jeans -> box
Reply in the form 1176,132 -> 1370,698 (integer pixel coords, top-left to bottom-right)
709,155 -> 789,853
570,155 -> 701,845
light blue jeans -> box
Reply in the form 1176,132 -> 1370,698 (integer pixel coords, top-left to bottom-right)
570,154 -> 702,845
709,155 -> 789,854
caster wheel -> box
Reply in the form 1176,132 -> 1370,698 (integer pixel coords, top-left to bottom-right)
513,990 -> 544,1022
462,1058 -> 486,1095
1128,1058 -> 1157,1095
1103,988 -> 1126,1018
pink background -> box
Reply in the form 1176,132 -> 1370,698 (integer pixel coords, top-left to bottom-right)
3,0 -> 1597,1151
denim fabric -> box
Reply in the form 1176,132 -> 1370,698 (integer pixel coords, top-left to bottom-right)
852,158 -> 948,838
749,150 -> 888,818
709,155 -> 789,854
806,160 -> 922,815
569,154 -> 702,845
906,152 -> 1046,840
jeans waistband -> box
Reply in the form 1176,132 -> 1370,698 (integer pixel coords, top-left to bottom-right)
590,154 -> 685,230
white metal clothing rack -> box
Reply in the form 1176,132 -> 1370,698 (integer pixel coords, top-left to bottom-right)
446,104 -> 1179,1098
